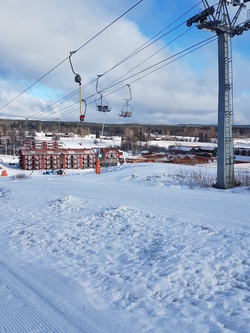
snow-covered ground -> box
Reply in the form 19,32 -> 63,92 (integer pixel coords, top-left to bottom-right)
34,132 -> 122,149
0,157 -> 250,332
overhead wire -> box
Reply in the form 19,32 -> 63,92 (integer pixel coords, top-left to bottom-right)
72,0 -> 143,55
27,78 -> 97,121
18,1 -> 219,122
31,21 -> 190,121
97,36 -> 218,103
44,35 -> 217,122
0,57 -> 68,112
33,4 -> 204,121
104,25 -> 195,91
42,44 -> 219,122
29,88 -> 79,120
0,0 -> 144,112
100,36 -> 218,97
41,19 -> 249,122
41,28 -> 191,121
100,1 -> 204,77
128,37 -> 217,85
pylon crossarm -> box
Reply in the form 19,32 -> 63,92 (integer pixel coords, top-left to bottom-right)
231,4 -> 245,27
202,0 -> 216,20
215,0 -> 223,21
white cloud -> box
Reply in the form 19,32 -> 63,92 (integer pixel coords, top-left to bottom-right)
0,0 -> 249,125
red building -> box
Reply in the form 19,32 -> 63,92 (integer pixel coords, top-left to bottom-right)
19,141 -> 122,171
168,154 -> 209,165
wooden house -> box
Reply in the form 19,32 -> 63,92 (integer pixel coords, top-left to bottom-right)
168,154 -> 209,165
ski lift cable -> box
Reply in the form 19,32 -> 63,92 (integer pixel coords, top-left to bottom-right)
128,37 -> 217,86
21,2 -> 205,121
101,4 -> 222,91
38,105 -> 80,123
0,57 -> 69,112
26,1 -> 205,121
32,34 -> 218,124
50,36 -> 217,122
30,100 -> 80,121
26,87 -> 80,121
103,35 -> 217,92
31,22 -> 193,121
103,37 -> 218,98
100,1 -> 204,77
78,24 -> 197,108
104,25 -> 195,91
101,21 -> 188,77
48,35 -> 217,122
0,0 -> 144,112
73,0 -> 144,55
61,16 -> 200,112
27,78 -> 97,121
102,37 -> 217,100
39,1 -> 250,123
24,3 -> 222,123
26,80 -> 97,121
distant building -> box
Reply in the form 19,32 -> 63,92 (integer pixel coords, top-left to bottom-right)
169,145 -> 217,158
234,147 -> 250,156
19,139 -> 122,171
168,154 -> 209,165
169,146 -> 193,155
192,146 -> 217,157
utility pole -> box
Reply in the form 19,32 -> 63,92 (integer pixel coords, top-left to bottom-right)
187,0 -> 250,189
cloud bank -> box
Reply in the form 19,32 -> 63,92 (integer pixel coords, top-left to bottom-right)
0,0 -> 249,125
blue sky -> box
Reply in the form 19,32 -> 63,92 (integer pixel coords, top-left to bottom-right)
0,0 -> 249,125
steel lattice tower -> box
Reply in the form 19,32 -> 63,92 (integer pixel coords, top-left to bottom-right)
187,0 -> 250,189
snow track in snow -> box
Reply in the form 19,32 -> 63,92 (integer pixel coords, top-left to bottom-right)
1,163 -> 250,332
0,259 -> 104,333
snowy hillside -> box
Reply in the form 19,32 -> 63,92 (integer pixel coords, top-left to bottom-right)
0,160 -> 249,332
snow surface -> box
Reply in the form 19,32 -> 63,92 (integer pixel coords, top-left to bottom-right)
0,158 -> 250,332
34,132 -> 122,150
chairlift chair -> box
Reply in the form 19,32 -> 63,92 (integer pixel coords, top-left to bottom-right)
119,105 -> 133,118
96,102 -> 112,113
79,99 -> 87,121
96,75 -> 112,113
119,84 -> 133,118
69,51 -> 86,143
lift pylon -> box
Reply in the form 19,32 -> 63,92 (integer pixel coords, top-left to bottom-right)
187,0 -> 250,189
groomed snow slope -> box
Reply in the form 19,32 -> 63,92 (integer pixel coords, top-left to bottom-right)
0,162 -> 249,332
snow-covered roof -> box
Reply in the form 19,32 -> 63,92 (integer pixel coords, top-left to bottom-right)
33,134 -> 121,150
172,146 -> 193,151
234,155 -> 250,163
194,146 -> 217,151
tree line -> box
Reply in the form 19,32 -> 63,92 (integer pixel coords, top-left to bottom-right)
1,118 -> 250,155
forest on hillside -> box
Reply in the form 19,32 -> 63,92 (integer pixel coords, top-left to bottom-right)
1,118 -> 250,155
1,118 -> 250,139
